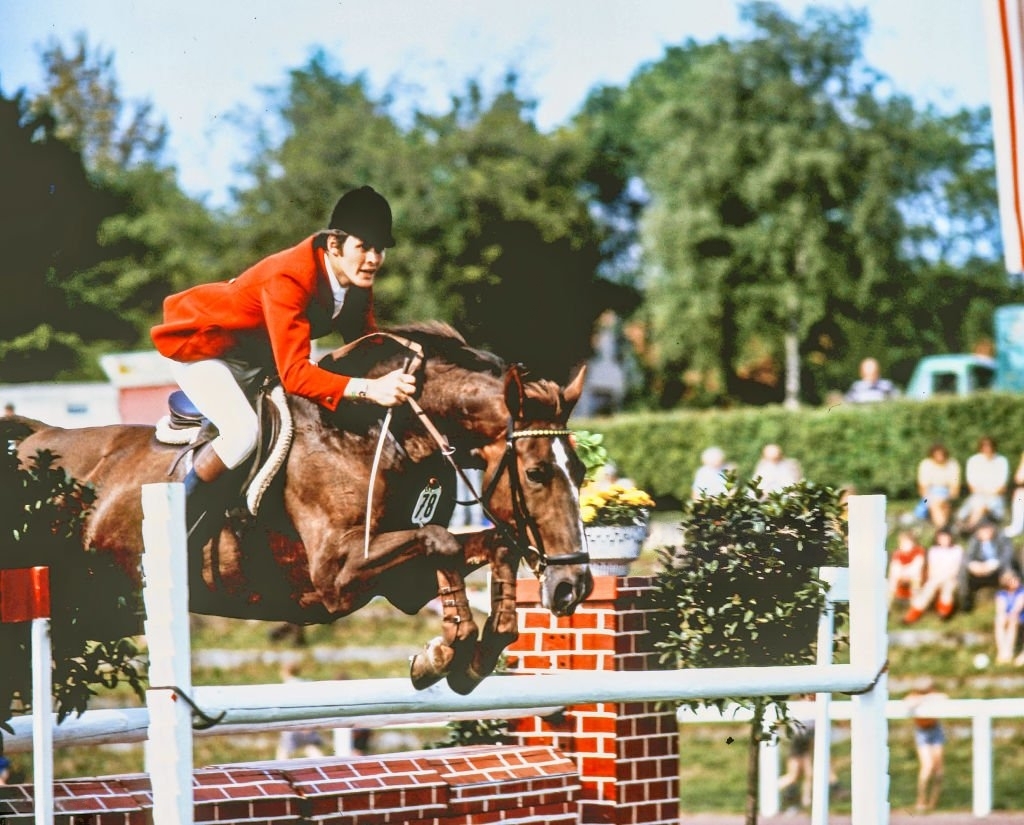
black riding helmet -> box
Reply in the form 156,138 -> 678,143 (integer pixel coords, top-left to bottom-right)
329,186 -> 395,249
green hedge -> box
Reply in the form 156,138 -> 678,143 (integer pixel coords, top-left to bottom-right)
576,393 -> 1024,503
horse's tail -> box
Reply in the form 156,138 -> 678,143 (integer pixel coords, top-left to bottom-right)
0,414 -> 51,446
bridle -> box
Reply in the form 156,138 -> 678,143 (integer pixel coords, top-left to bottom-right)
472,422 -> 591,572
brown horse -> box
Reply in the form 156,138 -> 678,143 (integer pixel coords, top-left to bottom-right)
6,323 -> 592,694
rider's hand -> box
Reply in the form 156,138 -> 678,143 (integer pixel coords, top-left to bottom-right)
364,368 -> 417,406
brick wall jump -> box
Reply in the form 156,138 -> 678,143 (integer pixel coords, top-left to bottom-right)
0,744 -> 580,825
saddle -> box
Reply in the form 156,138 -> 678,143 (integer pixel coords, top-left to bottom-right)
154,384 -> 292,516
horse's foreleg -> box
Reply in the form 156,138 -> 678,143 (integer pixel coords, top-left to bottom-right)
446,541 -> 521,695
410,568 -> 479,690
309,525 -> 461,614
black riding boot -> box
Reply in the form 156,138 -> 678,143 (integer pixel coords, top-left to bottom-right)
183,448 -> 237,553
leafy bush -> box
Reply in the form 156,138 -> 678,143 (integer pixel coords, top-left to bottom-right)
650,477 -> 847,823
0,446 -> 145,740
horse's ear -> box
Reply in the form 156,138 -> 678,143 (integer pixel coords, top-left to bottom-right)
561,364 -> 587,417
505,364 -> 526,420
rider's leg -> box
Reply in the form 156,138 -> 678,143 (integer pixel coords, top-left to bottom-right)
171,359 -> 259,548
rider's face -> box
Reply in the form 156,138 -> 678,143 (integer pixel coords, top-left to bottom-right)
329,234 -> 385,288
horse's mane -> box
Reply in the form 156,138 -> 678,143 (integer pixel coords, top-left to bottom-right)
386,321 -> 505,376
319,322 -> 504,379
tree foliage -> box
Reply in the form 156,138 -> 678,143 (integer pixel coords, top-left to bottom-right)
575,1 -> 1008,407
0,86 -> 135,380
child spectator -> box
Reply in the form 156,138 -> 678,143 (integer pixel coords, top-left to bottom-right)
916,443 -> 960,528
958,518 -> 1016,613
904,678 -> 947,813
994,567 -> 1024,665
888,530 -> 926,608
903,528 -> 963,623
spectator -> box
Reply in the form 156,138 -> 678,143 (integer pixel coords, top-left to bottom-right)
692,446 -> 732,499
994,567 -> 1024,665
845,357 -> 898,403
888,530 -> 926,609
777,715 -> 815,813
904,678 -> 947,813
956,436 -> 1009,533
1004,449 -> 1024,537
753,443 -> 802,496
0,755 -> 10,785
903,528 -> 964,624
3,402 -> 14,417
276,661 -> 326,760
958,518 -> 1017,613
916,443 -> 961,529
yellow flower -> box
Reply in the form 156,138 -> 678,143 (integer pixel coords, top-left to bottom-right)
579,480 -> 654,527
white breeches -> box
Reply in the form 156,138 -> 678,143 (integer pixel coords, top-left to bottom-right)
170,359 -> 259,469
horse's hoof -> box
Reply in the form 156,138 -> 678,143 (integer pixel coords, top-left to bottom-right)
446,668 -> 484,696
409,637 -> 454,690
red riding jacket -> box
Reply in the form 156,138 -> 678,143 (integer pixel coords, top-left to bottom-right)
151,234 -> 377,411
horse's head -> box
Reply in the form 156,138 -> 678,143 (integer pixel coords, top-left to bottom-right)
477,364 -> 594,616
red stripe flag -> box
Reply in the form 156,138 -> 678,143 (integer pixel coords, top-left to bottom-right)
985,0 -> 1024,274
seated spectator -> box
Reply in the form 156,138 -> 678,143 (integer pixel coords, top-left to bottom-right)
956,436 -> 1009,533
994,567 -> 1024,665
957,518 -> 1017,612
1004,449 -> 1024,538
916,443 -> 961,528
845,357 -> 898,403
903,528 -> 963,624
692,446 -> 733,500
753,443 -> 803,496
888,530 -> 926,608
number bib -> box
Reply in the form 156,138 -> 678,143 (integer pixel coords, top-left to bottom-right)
411,478 -> 443,526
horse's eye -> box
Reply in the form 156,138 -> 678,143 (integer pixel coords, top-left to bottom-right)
525,465 -> 552,484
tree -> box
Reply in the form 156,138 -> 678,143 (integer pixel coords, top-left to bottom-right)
0,86 -> 134,380
31,32 -> 167,176
576,2 -> 1006,406
3,34 -> 227,374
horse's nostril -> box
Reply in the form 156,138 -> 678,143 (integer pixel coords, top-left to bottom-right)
553,581 -> 576,614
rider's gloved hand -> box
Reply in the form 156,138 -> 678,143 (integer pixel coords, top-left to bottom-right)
345,368 -> 416,406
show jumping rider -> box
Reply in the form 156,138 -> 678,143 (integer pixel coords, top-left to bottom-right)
151,185 -> 416,544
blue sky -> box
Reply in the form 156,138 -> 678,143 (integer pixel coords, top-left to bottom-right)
0,1 -> 992,206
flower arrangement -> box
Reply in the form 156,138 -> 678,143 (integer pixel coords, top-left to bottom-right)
580,481 -> 655,527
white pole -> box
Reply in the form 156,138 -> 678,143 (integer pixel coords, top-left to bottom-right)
972,714 -> 993,817
847,495 -> 890,825
31,614 -> 53,825
758,739 -> 780,816
142,483 -> 194,825
811,566 -> 849,824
